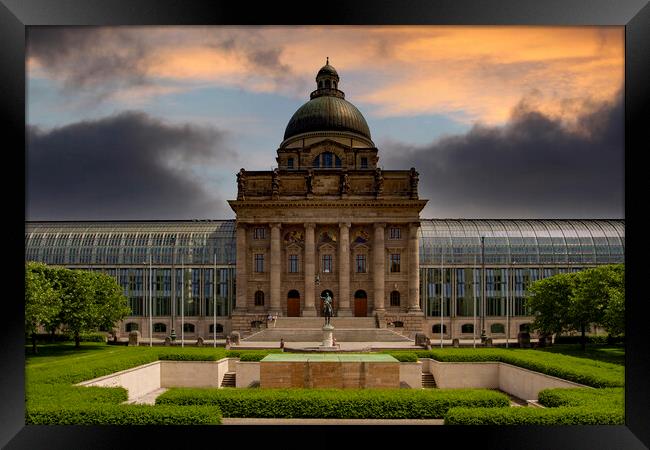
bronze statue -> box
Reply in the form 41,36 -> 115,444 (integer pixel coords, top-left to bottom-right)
237,168 -> 247,200
321,292 -> 333,325
375,168 -> 384,196
305,169 -> 313,194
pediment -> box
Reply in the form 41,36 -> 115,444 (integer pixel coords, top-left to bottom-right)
286,242 -> 303,251
302,139 -> 351,155
353,243 -> 370,251
318,242 -> 336,252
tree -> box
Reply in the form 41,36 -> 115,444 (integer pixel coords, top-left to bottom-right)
526,272 -> 577,338
89,271 -> 131,333
25,262 -> 61,353
526,264 -> 625,350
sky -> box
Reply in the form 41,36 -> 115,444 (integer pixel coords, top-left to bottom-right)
26,26 -> 624,220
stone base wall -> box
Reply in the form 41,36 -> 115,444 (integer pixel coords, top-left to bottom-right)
383,313 -> 425,338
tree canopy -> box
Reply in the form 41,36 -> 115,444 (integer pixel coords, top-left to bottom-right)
24,262 -> 131,349
525,264 -> 625,349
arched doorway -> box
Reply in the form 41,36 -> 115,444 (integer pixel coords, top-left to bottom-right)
287,290 -> 301,317
354,290 -> 368,317
319,289 -> 335,317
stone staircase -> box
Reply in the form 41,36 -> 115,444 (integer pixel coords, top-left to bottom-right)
273,317 -> 377,329
221,372 -> 236,388
243,328 -> 413,342
422,372 -> 437,388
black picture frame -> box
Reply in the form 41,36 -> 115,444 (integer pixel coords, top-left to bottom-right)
2,0 -> 648,448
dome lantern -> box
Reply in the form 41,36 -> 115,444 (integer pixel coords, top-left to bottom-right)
311,57 -> 344,100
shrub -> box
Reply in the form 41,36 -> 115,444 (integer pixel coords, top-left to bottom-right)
388,352 -> 418,362
554,335 -> 624,345
26,404 -> 222,425
444,406 -> 624,425
225,349 -> 281,360
538,387 -> 624,409
26,384 -> 128,407
156,388 -> 509,419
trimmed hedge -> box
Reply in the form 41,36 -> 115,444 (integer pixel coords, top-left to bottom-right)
538,387 -> 624,409
389,352 -> 418,362
444,406 -> 624,425
26,384 -> 128,407
156,388 -> 509,419
408,349 -> 623,388
26,404 -> 222,425
225,349 -> 281,359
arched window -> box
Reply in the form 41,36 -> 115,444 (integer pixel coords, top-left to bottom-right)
325,79 -> 331,88
125,322 -> 139,332
288,290 -> 300,299
461,323 -> 474,334
153,323 -> 167,333
255,290 -> 265,306
183,323 -> 195,333
432,324 -> 447,334
313,152 -> 342,169
491,323 -> 505,334
390,291 -> 400,307
209,323 -> 224,333
519,323 -> 531,333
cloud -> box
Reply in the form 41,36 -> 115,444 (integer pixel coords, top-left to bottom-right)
380,93 -> 624,219
27,26 -> 623,124
26,111 -> 238,220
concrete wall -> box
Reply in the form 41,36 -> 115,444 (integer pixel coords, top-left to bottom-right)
236,361 -> 261,388
498,362 -> 587,400
422,358 -> 587,400
399,362 -> 422,389
77,361 -> 161,401
428,360 -> 500,389
160,361 -> 221,388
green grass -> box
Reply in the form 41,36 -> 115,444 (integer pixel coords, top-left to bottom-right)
537,344 -> 625,366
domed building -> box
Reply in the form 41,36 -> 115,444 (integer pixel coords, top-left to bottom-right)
25,61 -> 625,344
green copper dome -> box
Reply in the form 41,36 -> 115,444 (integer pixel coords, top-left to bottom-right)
284,95 -> 372,141
284,60 -> 371,141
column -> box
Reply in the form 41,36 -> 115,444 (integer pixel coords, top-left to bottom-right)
373,223 -> 386,311
270,223 -> 282,313
303,223 -> 317,316
235,223 -> 247,312
408,222 -> 422,312
338,222 -> 352,316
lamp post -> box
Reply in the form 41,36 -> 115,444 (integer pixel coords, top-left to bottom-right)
181,254 -> 184,348
440,244 -> 444,349
213,252 -> 217,348
145,254 -> 152,347
473,254 -> 477,349
481,236 -> 485,337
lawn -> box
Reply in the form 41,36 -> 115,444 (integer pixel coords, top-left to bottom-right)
24,343 -> 626,425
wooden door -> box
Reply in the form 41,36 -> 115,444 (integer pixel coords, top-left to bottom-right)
354,297 -> 367,317
287,298 -> 300,317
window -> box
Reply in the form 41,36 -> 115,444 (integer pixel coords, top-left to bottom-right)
389,253 -> 401,273
461,323 -> 474,334
322,254 -> 333,273
313,152 -> 341,168
209,323 -> 224,333
254,290 -> 265,306
254,227 -> 266,239
491,323 -> 505,334
287,157 -> 294,169
255,254 -> 264,273
360,157 -> 368,169
432,324 -> 447,334
125,323 -> 139,332
153,323 -> 167,333
183,323 -> 195,333
356,254 -> 366,273
389,227 -> 401,239
519,323 -> 531,333
390,291 -> 400,306
289,254 -> 299,273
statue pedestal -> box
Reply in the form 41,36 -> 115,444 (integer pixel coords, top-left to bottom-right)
320,324 -> 335,348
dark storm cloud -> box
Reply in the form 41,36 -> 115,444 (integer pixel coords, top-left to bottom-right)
26,111 -> 237,220
381,94 -> 624,219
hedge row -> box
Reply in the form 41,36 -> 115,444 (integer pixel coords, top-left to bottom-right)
31,332 -> 107,343
26,404 -> 222,425
158,353 -> 221,361
444,406 -> 624,425
26,384 -> 128,408
225,349 -> 281,359
156,388 -> 509,419
407,349 -> 623,388
538,387 -> 624,409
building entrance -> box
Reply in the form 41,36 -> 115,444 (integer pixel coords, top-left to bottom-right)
287,290 -> 300,317
354,290 -> 368,317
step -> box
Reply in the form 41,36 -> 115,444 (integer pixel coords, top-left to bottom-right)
221,372 -> 236,388
242,328 -> 412,342
272,317 -> 377,329
421,372 -> 437,388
